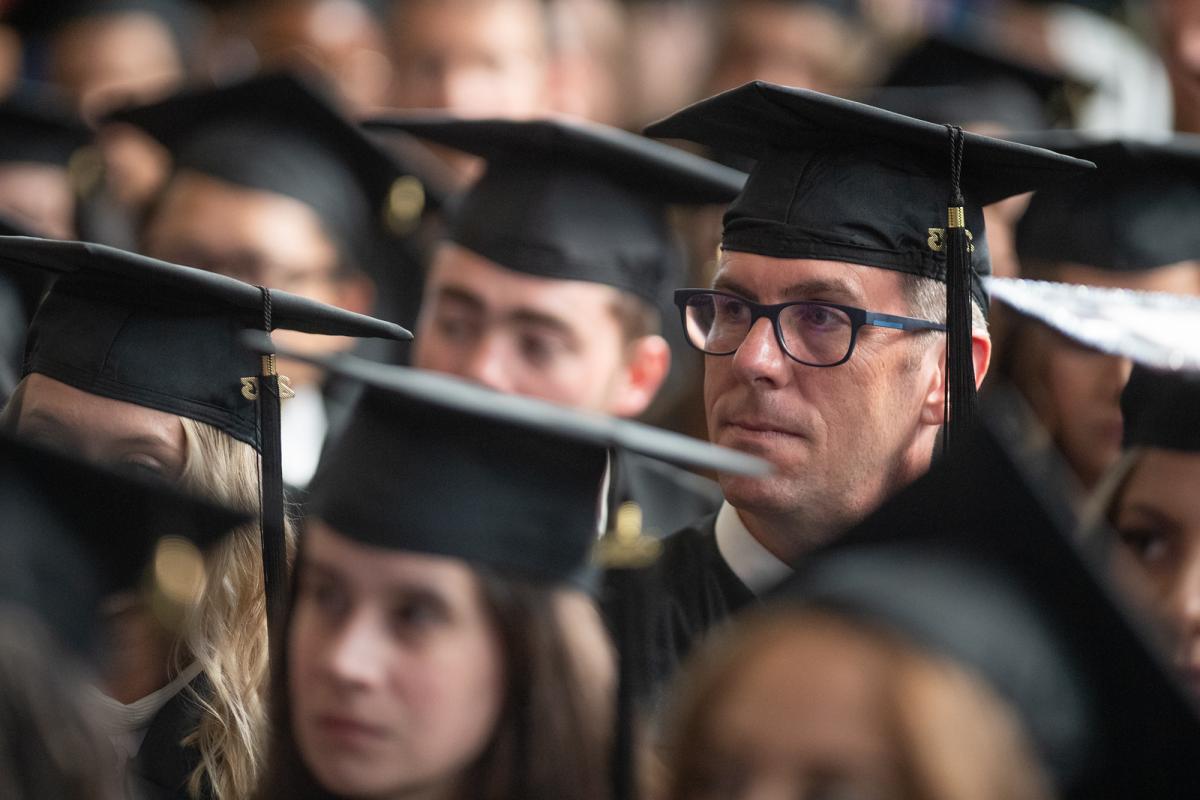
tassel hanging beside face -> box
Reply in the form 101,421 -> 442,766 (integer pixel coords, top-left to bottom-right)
943,126 -> 977,454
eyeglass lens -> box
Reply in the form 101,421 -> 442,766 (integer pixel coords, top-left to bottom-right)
683,293 -> 854,366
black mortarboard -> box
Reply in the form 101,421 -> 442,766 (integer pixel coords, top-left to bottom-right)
3,235 -> 411,648
363,115 -> 747,305
986,276 -> 1200,372
776,409 -> 1200,798
244,339 -> 770,582
877,35 -> 1070,131
868,85 -> 1048,134
0,86 -> 92,168
1,434 -> 246,660
1014,133 -> 1200,272
645,81 -> 1093,446
108,72 -> 438,263
13,236 -> 411,444
1121,365 -> 1200,452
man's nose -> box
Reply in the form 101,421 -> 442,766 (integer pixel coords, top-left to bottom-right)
462,332 -> 516,393
730,316 -> 792,386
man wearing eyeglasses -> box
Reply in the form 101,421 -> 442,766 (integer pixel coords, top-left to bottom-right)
627,82 -> 1092,693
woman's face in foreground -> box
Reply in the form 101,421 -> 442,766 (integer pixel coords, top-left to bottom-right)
673,615 -> 1051,800
681,620 -> 904,800
288,520 -> 506,799
1110,449 -> 1200,702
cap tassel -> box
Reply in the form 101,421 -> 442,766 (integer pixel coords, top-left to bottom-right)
257,287 -> 288,657
943,125 -> 977,454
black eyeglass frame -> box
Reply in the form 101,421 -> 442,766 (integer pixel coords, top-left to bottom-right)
674,288 -> 948,368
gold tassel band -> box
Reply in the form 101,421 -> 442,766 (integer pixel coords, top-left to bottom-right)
947,206 -> 966,229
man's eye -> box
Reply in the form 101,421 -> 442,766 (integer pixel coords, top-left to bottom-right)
434,312 -> 480,342
794,304 -> 845,330
714,296 -> 748,321
518,333 -> 565,367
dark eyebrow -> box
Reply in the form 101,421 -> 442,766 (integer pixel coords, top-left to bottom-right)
710,276 -> 864,305
509,309 -> 577,341
711,276 -> 758,301
778,278 -> 864,305
435,285 -> 486,312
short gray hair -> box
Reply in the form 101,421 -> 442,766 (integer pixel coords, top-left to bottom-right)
901,273 -> 988,333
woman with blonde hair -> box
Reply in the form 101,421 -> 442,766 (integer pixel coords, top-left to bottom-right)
0,237 -> 408,799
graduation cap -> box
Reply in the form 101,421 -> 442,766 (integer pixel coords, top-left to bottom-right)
774,407 -> 1200,798
241,341 -> 767,800
0,433 -> 246,661
242,336 -> 769,581
644,81 -> 1094,447
1121,365 -> 1200,453
986,276 -> 1200,372
1014,133 -> 1200,272
877,35 -> 1071,131
0,86 -> 92,168
2,235 -> 411,648
107,72 -> 438,261
362,115 -> 747,306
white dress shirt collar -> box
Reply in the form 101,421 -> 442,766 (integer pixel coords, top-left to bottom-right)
713,501 -> 792,595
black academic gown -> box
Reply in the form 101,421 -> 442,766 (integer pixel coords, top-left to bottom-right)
128,674 -> 210,800
609,450 -> 723,538
605,514 -> 756,709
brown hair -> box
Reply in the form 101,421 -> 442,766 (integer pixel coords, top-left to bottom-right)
661,608 -> 1054,800
609,288 -> 662,344
0,607 -> 121,800
256,554 -> 613,800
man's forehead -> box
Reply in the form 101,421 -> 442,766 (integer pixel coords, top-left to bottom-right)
429,242 -> 624,315
712,250 -> 905,304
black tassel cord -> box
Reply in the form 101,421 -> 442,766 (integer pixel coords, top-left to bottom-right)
943,125 -> 978,454
258,286 -> 288,657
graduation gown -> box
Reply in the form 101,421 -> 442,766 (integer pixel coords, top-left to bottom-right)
609,450 -> 723,538
606,514 -> 756,708
128,674 -> 209,800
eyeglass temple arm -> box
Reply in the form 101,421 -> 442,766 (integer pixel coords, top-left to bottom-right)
864,311 -> 947,333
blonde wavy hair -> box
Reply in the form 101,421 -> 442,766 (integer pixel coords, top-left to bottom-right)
176,416 -> 296,800
1,378 -> 291,800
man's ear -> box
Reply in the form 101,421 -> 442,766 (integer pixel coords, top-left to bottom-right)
608,335 -> 671,419
971,330 -> 993,390
918,331 -> 992,426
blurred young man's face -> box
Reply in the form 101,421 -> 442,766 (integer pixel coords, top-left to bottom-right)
414,244 -> 666,418
141,170 -> 376,384
706,0 -> 871,97
0,163 -> 75,240
386,0 -> 549,117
